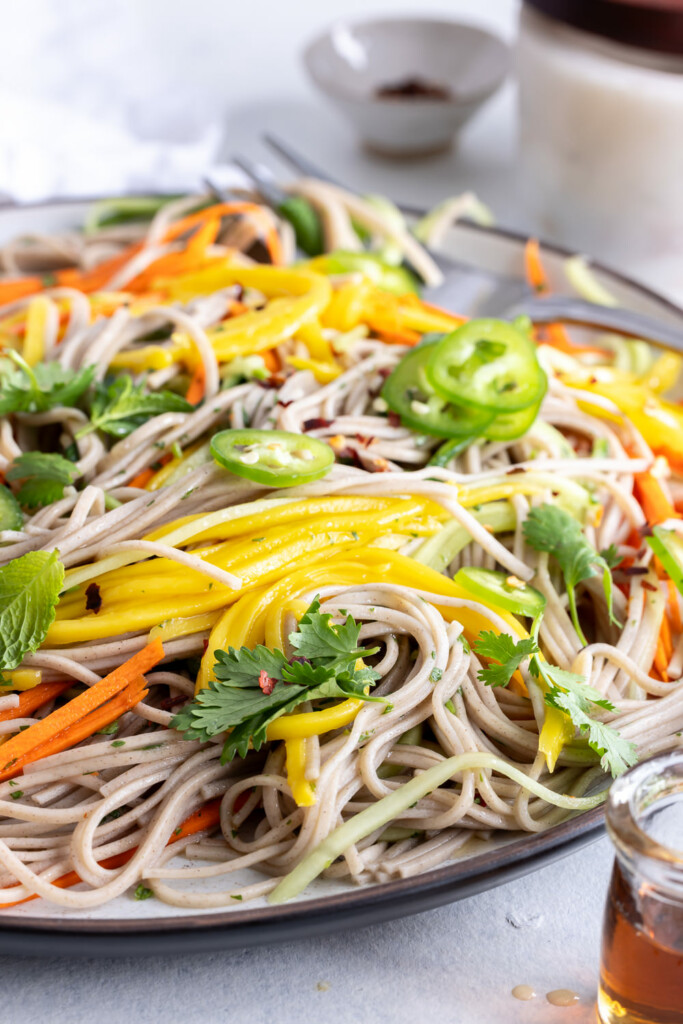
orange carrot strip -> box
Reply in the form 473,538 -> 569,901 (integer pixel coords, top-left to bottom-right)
634,470 -> 680,527
163,202 -> 283,265
525,238 -> 548,294
185,362 -> 206,404
0,277 -> 44,307
653,638 -> 669,681
0,798 -> 222,909
667,578 -> 682,633
128,467 -> 156,489
0,639 -> 164,779
0,682 -> 72,724
12,680 -> 149,771
262,349 -> 279,374
375,328 -> 421,346
56,243 -> 144,294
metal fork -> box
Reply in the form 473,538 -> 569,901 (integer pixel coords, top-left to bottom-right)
256,134 -> 683,351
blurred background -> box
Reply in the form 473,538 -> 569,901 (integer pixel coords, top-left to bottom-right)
1,0 -> 681,297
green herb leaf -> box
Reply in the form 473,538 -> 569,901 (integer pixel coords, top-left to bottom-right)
0,352 -> 94,416
172,597 -> 381,762
79,375 -> 192,439
545,687 -> 636,777
7,452 -> 80,508
523,504 -> 619,644
473,631 -> 539,687
0,550 -> 64,670
134,884 -> 154,901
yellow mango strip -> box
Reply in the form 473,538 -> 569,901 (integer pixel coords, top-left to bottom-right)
50,504 -> 427,644
283,738 -> 317,806
109,345 -> 176,373
641,351 -> 682,393
145,439 -> 206,491
148,611 -> 220,644
148,495 -> 409,547
2,669 -> 42,692
321,280 -> 374,332
164,265 -> 332,361
22,295 -> 56,365
264,598 -> 310,652
287,355 -> 342,383
296,320 -> 335,362
269,701 -> 362,741
458,473 -> 590,513
564,374 -> 683,472
366,291 -> 464,336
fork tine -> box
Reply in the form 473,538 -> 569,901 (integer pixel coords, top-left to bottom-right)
262,133 -> 342,186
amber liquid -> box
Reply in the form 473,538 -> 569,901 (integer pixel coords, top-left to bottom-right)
599,860 -> 683,1023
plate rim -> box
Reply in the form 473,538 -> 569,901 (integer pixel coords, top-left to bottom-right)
0,198 -> 677,949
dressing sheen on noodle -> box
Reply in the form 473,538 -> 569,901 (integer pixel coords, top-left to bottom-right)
0,186 -> 680,911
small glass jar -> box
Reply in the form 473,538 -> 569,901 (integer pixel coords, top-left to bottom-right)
517,1 -> 683,302
599,750 -> 683,1024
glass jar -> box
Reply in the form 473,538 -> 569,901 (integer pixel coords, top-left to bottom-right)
517,1 -> 683,302
599,750 -> 683,1024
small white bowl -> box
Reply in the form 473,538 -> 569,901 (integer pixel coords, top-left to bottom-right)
303,16 -> 510,157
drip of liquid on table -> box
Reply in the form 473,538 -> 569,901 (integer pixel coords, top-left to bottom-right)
511,985 -> 581,1007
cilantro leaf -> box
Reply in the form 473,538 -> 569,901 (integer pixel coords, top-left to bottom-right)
0,550 -> 64,670
473,631 -> 539,687
600,544 -> 621,570
171,596 -> 381,762
523,504 -> 620,645
531,659 -> 615,712
545,688 -> 637,777
6,452 -> 80,508
289,597 -> 366,660
78,375 -> 192,438
0,353 -> 95,416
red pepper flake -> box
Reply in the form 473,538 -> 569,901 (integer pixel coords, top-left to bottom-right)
387,411 -> 401,428
85,582 -> 102,614
258,669 -> 275,695
642,581 -> 658,592
303,417 -> 333,431
355,434 -> 374,449
202,638 -> 210,654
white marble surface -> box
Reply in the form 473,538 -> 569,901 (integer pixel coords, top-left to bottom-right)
0,1 -> 659,1020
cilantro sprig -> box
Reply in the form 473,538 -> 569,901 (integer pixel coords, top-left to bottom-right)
7,452 -> 80,508
523,504 -> 620,645
472,630 -> 636,777
77,375 -> 193,439
172,598 -> 381,762
0,352 -> 94,416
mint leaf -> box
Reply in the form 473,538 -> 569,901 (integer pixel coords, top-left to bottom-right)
0,353 -> 94,415
0,550 -> 64,669
79,375 -> 192,438
523,504 -> 619,645
7,452 -> 80,508
473,631 -> 539,687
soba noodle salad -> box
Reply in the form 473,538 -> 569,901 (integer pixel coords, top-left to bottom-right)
0,183 -> 681,912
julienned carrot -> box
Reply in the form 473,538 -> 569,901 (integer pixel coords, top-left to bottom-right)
0,798 -> 223,909
6,679 -> 149,776
163,202 -> 283,265
0,277 -> 44,308
0,681 -> 72,724
56,243 -> 144,294
375,328 -> 421,346
634,470 -> 680,527
540,322 -> 609,358
128,467 -> 156,489
667,578 -> 682,633
185,362 -> 206,404
525,238 -> 547,294
0,638 -> 164,777
261,349 -> 279,375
